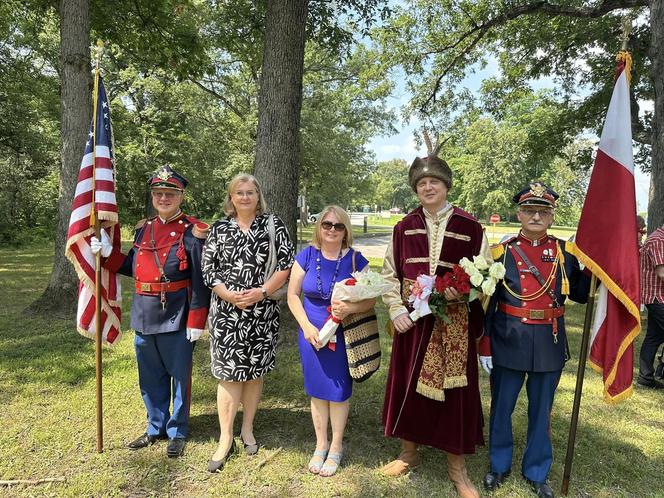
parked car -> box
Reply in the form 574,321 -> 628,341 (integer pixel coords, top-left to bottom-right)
389,207 -> 401,214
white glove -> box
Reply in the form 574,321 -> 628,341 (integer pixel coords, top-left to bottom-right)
479,356 -> 493,375
90,230 -> 112,257
186,328 -> 204,342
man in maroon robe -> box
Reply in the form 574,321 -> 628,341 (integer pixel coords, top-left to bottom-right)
380,151 -> 490,498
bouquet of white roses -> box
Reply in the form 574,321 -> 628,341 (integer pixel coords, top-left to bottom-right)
409,255 -> 506,324
318,270 -> 392,346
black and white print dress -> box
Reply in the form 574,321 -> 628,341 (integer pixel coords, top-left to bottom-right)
202,213 -> 294,381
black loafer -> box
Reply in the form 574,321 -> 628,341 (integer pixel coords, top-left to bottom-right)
167,438 -> 186,458
208,440 -> 237,473
636,375 -> 664,389
483,470 -> 511,491
127,433 -> 164,450
525,478 -> 555,498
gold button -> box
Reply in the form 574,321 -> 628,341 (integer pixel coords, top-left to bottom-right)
136,264 -> 140,267
521,275 -> 526,279
517,241 -> 521,245
155,277 -> 158,281
522,303 -> 527,307
163,253 -> 166,257
517,261 -> 522,266
139,251 -> 143,255
548,304 -> 553,308
523,288 -> 527,292
147,221 -> 152,224
522,317 -> 527,322
179,220 -> 183,224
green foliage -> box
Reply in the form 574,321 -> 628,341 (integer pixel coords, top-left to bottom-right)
375,0 -> 652,170
369,158 -> 418,212
0,2 -> 60,244
445,91 -> 589,223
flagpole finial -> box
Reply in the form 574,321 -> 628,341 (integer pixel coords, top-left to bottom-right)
92,40 -> 105,69
620,18 -> 632,51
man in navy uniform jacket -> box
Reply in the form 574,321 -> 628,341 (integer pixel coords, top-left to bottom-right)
91,165 -> 210,458
479,182 -> 590,498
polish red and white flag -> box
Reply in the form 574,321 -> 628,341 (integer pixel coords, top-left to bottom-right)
569,52 -> 641,403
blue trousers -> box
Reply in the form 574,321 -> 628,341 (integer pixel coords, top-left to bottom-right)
134,331 -> 194,439
489,365 -> 561,483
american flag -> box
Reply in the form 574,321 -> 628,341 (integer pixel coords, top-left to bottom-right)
64,74 -> 122,345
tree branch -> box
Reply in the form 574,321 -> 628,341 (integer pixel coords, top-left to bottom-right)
419,0 -> 650,112
189,79 -> 246,118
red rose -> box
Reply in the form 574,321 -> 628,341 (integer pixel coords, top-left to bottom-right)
345,278 -> 357,286
457,281 -> 471,294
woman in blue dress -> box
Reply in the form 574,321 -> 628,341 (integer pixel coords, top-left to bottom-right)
287,205 -> 375,477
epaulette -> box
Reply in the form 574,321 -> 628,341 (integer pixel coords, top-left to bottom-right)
185,215 -> 209,239
135,218 -> 147,230
192,222 -> 210,239
490,244 -> 505,260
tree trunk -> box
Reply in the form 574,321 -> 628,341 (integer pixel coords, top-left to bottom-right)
27,0 -> 91,318
649,0 -> 664,232
253,0 -> 308,245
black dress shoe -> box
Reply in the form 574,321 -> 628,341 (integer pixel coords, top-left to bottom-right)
483,470 -> 511,491
167,438 -> 186,458
240,435 -> 259,456
127,433 -> 165,450
525,478 -> 555,498
636,375 -> 664,389
208,440 -> 237,473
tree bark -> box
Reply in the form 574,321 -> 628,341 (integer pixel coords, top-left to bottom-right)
649,0 -> 664,232
27,0 -> 91,317
253,0 -> 309,245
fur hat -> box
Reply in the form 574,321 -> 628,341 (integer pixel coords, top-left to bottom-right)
408,129 -> 452,190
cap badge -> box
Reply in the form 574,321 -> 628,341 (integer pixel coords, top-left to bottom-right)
530,183 -> 546,197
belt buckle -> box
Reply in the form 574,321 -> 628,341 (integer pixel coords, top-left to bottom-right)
529,309 -> 545,320
140,283 -> 151,292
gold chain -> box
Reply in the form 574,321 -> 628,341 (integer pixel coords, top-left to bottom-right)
501,247 -> 559,301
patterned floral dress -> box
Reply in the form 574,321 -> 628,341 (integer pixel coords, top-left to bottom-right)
202,213 -> 294,381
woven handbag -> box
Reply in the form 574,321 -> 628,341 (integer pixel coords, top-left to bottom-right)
342,250 -> 381,382
343,310 -> 381,382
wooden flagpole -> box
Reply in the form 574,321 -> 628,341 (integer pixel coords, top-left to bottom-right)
91,40 -> 104,453
562,19 -> 632,494
561,274 -> 597,495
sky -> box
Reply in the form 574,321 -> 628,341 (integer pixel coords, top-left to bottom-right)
366,57 -> 652,214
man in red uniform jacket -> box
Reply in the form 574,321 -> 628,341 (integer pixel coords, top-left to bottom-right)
91,165 -> 210,458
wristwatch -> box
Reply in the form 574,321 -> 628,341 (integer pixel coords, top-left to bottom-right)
261,287 -> 268,299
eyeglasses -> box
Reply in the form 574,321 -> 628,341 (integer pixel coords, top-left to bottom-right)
520,208 -> 553,218
152,191 -> 179,199
321,221 -> 346,231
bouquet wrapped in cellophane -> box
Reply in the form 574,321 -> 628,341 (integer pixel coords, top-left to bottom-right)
318,270 -> 392,347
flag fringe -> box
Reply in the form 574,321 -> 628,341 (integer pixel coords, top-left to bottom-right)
567,241 -> 640,402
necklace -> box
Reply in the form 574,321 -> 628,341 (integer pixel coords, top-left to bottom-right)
316,248 -> 343,300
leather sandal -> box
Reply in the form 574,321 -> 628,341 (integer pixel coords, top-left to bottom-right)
308,449 -> 328,474
319,451 -> 343,477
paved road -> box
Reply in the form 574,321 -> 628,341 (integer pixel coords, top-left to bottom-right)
352,235 -> 390,259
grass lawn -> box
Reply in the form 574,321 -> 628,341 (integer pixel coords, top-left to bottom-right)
1,244 -> 663,497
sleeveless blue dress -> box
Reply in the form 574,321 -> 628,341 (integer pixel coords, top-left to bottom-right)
295,245 -> 369,401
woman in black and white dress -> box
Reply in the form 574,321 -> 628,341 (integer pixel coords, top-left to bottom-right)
202,173 -> 293,472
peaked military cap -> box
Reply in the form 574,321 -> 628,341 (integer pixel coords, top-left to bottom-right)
148,165 -> 188,190
513,181 -> 559,207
